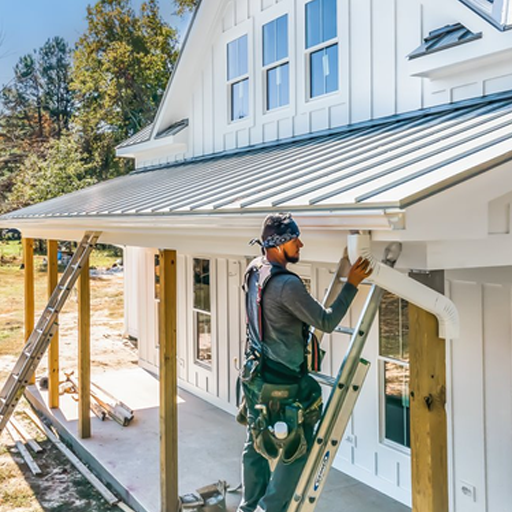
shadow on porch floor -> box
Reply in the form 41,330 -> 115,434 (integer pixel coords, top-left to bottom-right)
26,367 -> 410,512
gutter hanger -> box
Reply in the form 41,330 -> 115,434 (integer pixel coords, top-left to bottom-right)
348,233 -> 459,340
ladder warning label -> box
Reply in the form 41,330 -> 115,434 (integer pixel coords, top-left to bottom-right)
313,451 -> 330,491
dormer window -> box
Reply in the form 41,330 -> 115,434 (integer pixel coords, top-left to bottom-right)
263,15 -> 289,111
459,0 -> 512,30
227,35 -> 249,121
305,0 -> 339,99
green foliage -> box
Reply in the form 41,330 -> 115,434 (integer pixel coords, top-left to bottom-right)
0,1 -> 180,213
72,0 -> 179,179
0,37 -> 74,207
175,0 -> 199,15
0,37 -> 73,143
5,132 -> 96,211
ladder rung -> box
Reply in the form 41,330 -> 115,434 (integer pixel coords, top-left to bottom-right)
334,326 -> 355,336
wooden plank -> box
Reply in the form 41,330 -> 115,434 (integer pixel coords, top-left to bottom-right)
23,238 -> 35,385
409,304 -> 448,512
6,421 -> 42,475
10,416 -> 43,453
158,249 -> 179,512
47,240 -> 60,409
78,255 -> 91,439
24,408 -> 118,505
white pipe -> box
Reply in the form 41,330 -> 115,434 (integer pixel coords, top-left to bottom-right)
348,234 -> 459,340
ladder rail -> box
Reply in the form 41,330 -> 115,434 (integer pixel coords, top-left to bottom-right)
287,285 -> 383,512
287,242 -> 401,512
0,232 -> 101,434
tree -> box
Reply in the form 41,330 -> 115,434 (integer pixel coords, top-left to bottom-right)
39,37 -> 74,137
72,0 -> 179,179
0,37 -> 74,207
4,132 -> 96,212
175,0 -> 199,15
0,37 -> 73,143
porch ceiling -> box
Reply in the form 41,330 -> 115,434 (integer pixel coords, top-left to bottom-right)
2,92 -> 512,227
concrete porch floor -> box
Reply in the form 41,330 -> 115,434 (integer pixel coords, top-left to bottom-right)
26,367 -> 410,512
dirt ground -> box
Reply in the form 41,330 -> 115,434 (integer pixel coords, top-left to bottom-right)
0,243 -> 137,511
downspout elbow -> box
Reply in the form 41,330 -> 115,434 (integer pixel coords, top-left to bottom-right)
348,234 -> 459,340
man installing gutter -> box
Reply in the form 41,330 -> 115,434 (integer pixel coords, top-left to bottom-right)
237,213 -> 371,512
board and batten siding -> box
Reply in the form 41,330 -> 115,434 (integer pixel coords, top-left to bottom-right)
137,250 -> 247,412
446,268 -> 512,512
138,0 -> 512,168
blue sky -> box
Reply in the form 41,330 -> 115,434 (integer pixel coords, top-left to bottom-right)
0,0 -> 191,87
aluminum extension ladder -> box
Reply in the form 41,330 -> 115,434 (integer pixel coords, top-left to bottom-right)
0,231 -> 101,435
288,242 -> 402,512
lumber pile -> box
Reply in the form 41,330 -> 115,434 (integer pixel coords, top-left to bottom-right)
61,372 -> 134,426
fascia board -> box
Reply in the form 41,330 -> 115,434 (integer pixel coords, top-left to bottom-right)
0,210 -> 394,234
115,135 -> 186,159
408,38 -> 512,78
151,0 -> 220,138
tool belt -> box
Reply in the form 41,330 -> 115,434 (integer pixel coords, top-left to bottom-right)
237,353 -> 323,465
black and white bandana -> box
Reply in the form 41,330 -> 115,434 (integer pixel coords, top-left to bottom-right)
249,213 -> 301,249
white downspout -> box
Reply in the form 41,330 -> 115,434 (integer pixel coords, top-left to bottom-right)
348,234 -> 459,340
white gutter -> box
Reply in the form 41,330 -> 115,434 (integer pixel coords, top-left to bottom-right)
348,233 -> 459,339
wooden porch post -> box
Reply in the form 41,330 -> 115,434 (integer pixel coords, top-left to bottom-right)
78,255 -> 91,439
47,240 -> 59,409
409,271 -> 448,512
23,238 -> 36,385
158,249 -> 179,512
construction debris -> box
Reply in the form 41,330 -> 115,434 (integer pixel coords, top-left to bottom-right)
5,421 -> 42,476
10,416 -> 43,453
23,407 -> 119,506
180,481 -> 228,512
62,372 -> 134,427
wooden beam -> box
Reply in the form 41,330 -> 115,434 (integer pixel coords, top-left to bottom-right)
158,250 -> 179,512
409,304 -> 448,512
78,255 -> 91,439
47,240 -> 59,409
22,238 -> 35,385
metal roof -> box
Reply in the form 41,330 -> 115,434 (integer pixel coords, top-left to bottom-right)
408,23 -> 482,59
116,123 -> 154,150
3,93 -> 512,221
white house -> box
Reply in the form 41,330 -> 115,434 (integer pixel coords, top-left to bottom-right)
2,1 -> 512,511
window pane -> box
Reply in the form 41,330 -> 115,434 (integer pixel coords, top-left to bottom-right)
227,39 -> 238,80
276,15 -> 288,62
227,35 -> 248,80
306,0 -> 321,48
154,254 -> 160,300
263,15 -> 288,66
306,0 -> 337,48
263,19 -> 276,66
325,43 -> 338,94
231,78 -> 249,120
267,63 -> 289,110
384,362 -> 410,448
195,311 -> 212,363
193,258 -> 210,312
238,34 -> 248,76
310,44 -> 338,98
379,291 -> 409,362
323,0 -> 337,42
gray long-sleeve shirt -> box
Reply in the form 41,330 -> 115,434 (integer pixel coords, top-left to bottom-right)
248,264 -> 358,373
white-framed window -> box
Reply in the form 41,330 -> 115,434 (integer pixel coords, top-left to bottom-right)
192,258 -> 212,366
305,0 -> 339,99
227,35 -> 249,121
379,291 -> 410,450
459,0 -> 512,29
263,14 -> 290,111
